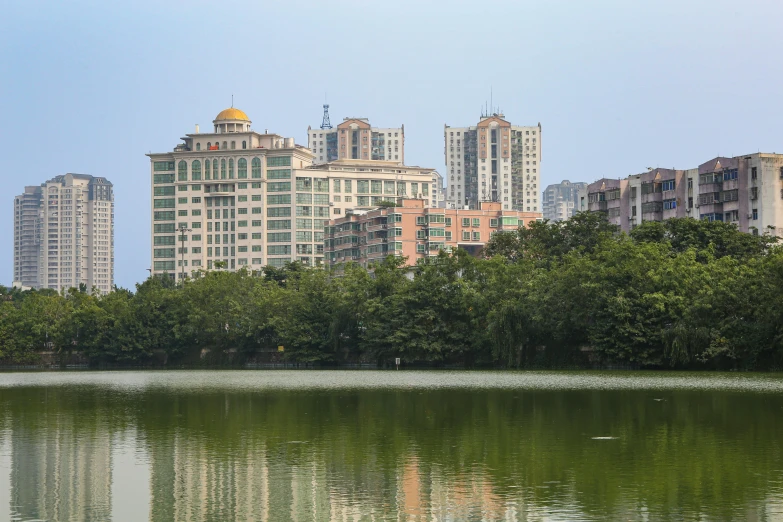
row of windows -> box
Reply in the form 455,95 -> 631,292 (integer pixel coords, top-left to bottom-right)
163,157 -> 292,182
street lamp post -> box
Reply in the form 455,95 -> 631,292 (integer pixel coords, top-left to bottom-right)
177,224 -> 192,284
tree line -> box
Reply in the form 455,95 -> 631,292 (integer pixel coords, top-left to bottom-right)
2,213 -> 783,369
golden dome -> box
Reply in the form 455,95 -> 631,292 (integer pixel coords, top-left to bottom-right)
214,108 -> 250,121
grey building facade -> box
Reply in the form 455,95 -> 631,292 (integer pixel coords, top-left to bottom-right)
586,153 -> 783,236
542,180 -> 587,221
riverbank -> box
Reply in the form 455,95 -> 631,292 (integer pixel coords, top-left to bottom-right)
2,216 -> 782,371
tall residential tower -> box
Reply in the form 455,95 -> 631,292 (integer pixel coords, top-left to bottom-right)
13,174 -> 114,293
444,113 -> 541,212
308,114 -> 404,165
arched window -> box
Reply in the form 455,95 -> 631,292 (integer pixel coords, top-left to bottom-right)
204,159 -> 211,180
238,158 -> 247,179
215,142 -> 220,150
242,141 -> 247,150
230,141 -> 236,150
178,160 -> 188,181
228,159 -> 234,179
221,159 -> 226,180
196,143 -> 201,151
251,158 -> 261,179
222,141 -> 227,150
192,160 -> 202,181
207,142 -> 211,149
213,159 -> 219,180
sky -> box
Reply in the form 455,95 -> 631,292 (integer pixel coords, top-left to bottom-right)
2,0 -> 782,289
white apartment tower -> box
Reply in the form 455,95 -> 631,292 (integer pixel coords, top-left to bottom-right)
308,109 -> 404,165
13,174 -> 114,293
148,108 -> 436,277
444,113 -> 541,212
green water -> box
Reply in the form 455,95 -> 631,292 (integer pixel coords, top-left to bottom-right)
1,371 -> 782,521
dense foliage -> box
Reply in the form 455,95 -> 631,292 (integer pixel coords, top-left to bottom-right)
3,214 -> 783,369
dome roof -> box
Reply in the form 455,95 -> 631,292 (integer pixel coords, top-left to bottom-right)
214,108 -> 250,121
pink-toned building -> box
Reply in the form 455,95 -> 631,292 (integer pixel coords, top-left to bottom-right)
324,198 -> 542,267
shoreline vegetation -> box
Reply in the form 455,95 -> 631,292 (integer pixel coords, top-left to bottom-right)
2,214 -> 783,371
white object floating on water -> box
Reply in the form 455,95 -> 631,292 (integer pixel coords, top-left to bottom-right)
653,398 -> 665,402
591,436 -> 618,440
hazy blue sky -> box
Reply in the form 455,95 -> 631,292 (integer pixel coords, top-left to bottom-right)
2,0 -> 782,288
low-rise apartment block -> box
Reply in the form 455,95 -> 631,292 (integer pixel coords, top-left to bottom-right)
542,180 -> 587,222
586,153 -> 783,236
324,198 -> 542,268
148,108 -> 435,277
444,112 -> 541,212
308,111 -> 404,165
14,174 -> 114,293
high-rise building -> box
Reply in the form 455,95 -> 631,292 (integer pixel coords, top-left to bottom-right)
444,113 -> 541,212
148,108 -> 436,277
13,174 -> 114,293
307,114 -> 404,165
542,180 -> 587,222
586,153 -> 783,236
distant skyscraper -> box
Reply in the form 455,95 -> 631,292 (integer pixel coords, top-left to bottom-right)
542,180 -> 587,221
13,174 -> 114,293
308,115 -> 404,165
444,113 -> 541,212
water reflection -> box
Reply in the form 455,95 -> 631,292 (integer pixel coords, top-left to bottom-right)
1,371 -> 782,521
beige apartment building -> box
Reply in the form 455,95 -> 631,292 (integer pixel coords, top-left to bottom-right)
444,113 -> 541,212
308,110 -> 404,165
13,174 -> 114,294
148,108 -> 436,277
324,198 -> 542,268
586,153 -> 783,236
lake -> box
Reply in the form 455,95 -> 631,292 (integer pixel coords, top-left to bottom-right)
1,370 -> 782,521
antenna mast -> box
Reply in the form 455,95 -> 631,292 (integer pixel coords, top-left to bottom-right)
320,104 -> 332,130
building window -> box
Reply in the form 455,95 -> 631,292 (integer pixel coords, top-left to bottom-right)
231,141 -> 236,150
242,141 -> 247,149
221,159 -> 227,180
178,161 -> 188,181
251,158 -> 261,178
238,158 -> 247,179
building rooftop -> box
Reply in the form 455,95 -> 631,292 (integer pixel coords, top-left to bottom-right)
214,107 -> 250,122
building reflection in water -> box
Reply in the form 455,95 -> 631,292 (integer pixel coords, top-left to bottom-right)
1,381 -> 782,521
9,413 -> 112,521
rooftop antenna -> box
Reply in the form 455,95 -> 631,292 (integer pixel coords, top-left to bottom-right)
320,102 -> 332,130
